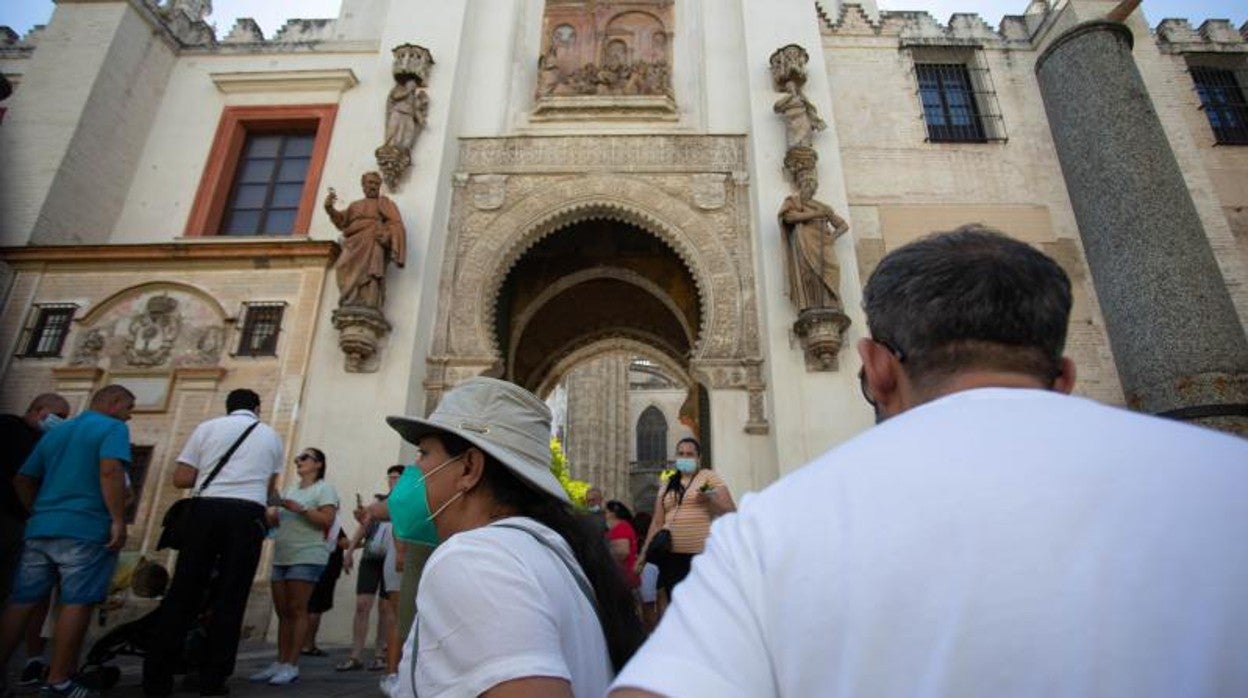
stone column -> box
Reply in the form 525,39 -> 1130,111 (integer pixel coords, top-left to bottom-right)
1035,21 -> 1248,434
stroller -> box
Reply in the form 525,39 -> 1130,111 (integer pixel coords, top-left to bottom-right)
77,557 -> 213,690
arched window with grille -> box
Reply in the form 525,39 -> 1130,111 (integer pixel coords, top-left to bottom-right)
636,406 -> 668,467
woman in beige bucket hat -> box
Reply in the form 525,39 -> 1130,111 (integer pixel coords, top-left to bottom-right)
385,377 -> 644,697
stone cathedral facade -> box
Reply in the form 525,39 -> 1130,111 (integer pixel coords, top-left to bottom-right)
1,0 -> 1245,638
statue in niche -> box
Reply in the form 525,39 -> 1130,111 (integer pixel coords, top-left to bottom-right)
778,156 -> 849,311
538,44 -> 562,97
375,43 -> 433,190
324,172 -> 407,311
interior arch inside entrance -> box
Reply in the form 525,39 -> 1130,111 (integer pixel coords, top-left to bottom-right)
495,217 -> 704,510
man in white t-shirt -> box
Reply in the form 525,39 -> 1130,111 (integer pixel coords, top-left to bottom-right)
144,388 -> 284,697
612,226 -> 1248,697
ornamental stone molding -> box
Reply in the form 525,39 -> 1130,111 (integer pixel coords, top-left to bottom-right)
425,135 -> 767,433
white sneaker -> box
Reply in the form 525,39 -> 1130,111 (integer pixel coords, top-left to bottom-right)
248,662 -> 283,682
379,673 -> 399,697
268,664 -> 300,686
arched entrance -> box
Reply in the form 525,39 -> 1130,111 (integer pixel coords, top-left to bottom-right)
497,217 -> 704,500
425,136 -> 768,496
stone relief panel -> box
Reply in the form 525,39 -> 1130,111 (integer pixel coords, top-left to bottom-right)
533,1 -> 676,120
70,284 -> 230,372
427,136 -> 768,432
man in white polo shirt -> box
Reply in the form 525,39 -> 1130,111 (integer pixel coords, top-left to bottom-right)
143,389 -> 284,697
611,226 -> 1248,697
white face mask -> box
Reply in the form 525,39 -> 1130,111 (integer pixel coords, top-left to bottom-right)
40,413 -> 66,432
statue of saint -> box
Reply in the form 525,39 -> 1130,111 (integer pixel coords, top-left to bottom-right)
774,80 -> 825,149
778,168 -> 849,311
383,78 -> 428,151
324,172 -> 407,310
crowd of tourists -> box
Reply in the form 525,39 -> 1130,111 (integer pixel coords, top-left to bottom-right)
2,225 -> 1246,697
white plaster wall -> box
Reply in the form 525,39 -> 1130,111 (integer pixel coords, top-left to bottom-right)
111,48 -> 383,241
0,2 -> 130,246
35,5 -> 177,244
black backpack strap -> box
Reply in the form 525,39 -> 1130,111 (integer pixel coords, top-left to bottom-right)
196,421 -> 260,496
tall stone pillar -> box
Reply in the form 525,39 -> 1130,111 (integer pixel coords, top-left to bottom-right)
1035,21 -> 1248,434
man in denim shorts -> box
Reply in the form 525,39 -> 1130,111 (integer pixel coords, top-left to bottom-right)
0,385 -> 134,698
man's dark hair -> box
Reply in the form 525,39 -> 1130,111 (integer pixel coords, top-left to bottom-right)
863,225 -> 1072,390
387,464 -> 405,476
225,389 -> 261,413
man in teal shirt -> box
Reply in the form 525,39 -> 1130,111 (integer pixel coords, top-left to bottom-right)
0,385 -> 134,698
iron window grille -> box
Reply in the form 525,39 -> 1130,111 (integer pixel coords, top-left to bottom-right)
220,131 -> 316,235
17,303 -> 77,358
909,48 -> 1007,144
235,302 -> 286,357
1190,65 -> 1248,145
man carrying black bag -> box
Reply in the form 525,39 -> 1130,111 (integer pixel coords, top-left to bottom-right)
144,389 -> 284,697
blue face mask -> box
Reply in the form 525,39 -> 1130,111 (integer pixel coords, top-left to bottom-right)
40,414 -> 66,432
388,455 -> 464,546
674,457 -> 698,474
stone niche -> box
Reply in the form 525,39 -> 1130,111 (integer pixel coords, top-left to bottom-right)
533,0 -> 677,121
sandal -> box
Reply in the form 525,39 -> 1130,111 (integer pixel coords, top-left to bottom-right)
335,657 -> 364,672
301,647 -> 328,657
368,657 -> 386,672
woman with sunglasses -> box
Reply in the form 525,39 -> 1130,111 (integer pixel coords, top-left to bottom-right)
251,447 -> 339,686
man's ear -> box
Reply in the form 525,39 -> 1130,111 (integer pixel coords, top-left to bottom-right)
1052,357 -> 1077,395
857,339 -> 899,401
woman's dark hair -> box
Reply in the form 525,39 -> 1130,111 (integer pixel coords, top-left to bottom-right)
605,500 -> 633,522
632,511 -> 652,540
305,447 -> 327,480
440,433 -> 644,671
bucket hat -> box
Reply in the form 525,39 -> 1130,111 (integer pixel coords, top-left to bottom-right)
386,377 -> 568,503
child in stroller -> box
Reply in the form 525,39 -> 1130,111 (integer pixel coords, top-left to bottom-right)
76,557 -> 183,690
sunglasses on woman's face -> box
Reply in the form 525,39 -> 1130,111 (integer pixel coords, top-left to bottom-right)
295,454 -> 316,463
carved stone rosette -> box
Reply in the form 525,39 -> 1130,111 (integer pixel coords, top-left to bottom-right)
771,43 -> 851,372
331,306 -> 391,373
375,43 -> 433,190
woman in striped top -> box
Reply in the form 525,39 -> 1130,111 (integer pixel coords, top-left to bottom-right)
635,437 -> 736,618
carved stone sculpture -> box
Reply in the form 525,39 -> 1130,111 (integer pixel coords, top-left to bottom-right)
774,81 -> 826,150
779,165 -> 848,311
325,172 -> 407,311
375,43 -> 433,190
324,172 -> 406,373
771,44 -> 851,371
533,1 -> 675,116
125,295 -> 183,367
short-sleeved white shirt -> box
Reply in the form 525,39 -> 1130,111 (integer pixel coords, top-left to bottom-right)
177,409 -> 284,507
395,517 -> 613,698
612,389 -> 1248,697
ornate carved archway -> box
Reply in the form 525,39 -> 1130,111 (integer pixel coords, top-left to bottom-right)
425,135 -> 767,433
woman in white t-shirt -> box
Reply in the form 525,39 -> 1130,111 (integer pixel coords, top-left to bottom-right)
251,447 -> 339,686
385,377 -> 646,698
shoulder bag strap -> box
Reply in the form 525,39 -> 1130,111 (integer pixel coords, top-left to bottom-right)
195,420 -> 259,496
491,522 -> 603,623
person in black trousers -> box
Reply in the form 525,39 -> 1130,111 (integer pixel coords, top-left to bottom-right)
143,389 -> 284,697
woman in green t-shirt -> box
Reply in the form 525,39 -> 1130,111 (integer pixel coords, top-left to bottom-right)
250,447 -> 339,686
